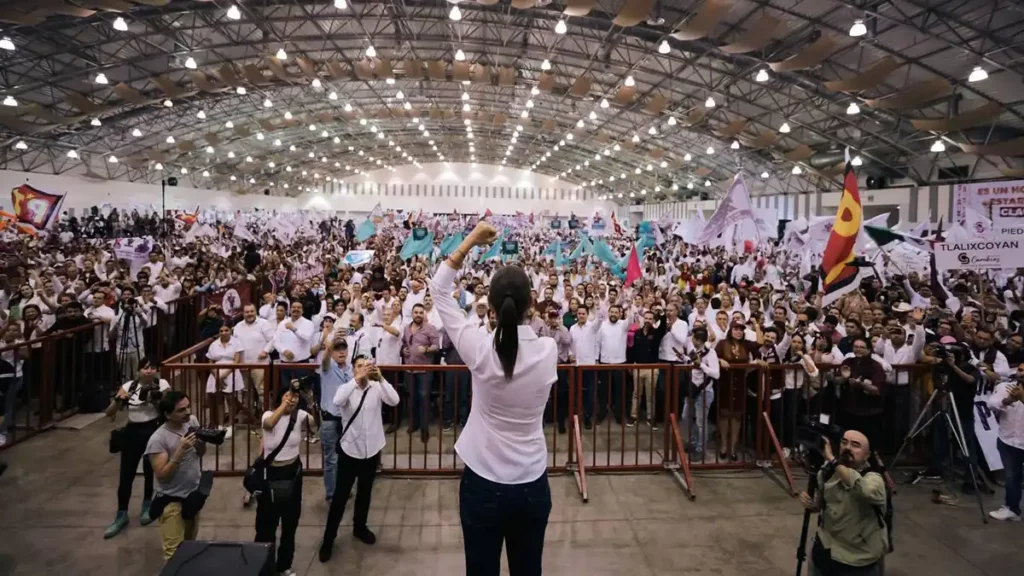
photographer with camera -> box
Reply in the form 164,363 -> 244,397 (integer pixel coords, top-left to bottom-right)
319,355 -> 398,562
254,381 -> 317,576
799,430 -> 889,576
102,355 -> 170,539
110,286 -> 150,382
144,391 -> 211,560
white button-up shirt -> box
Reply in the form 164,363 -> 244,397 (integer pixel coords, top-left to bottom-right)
233,317 -> 274,363
430,263 -> 558,484
266,315 -> 315,362
658,317 -> 690,362
987,382 -> 1024,450
597,319 -> 629,364
570,320 -> 600,364
333,377 -> 400,459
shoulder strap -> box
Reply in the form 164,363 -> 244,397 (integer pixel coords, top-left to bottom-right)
265,410 -> 299,464
339,388 -> 370,441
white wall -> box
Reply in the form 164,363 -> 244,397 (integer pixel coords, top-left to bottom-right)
0,169 -> 297,214
298,163 -> 614,215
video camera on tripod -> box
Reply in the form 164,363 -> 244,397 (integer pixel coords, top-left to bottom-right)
796,416 -> 844,473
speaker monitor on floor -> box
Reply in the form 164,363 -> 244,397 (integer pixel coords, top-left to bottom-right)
160,541 -> 274,576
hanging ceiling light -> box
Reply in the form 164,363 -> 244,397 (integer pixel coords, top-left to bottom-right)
403,101 -> 412,110
108,155 -> 118,163
846,102 -> 861,115
263,98 -> 272,108
792,165 -> 803,175
334,0 -> 347,9
163,99 -> 173,108
705,96 -> 716,108
14,140 -> 26,150
704,180 -> 711,186
91,118 -> 102,126
225,120 -> 234,128
311,78 -> 322,88
226,5 -> 241,20
849,19 -> 867,37
228,151 -> 236,158
112,17 -> 128,32
760,171 -> 769,179
95,73 -> 109,84
197,110 -> 206,119
600,98 -> 609,109
0,37 -> 14,52
589,110 -> 597,120
554,20 -> 567,34
236,86 -> 246,94
731,140 -> 740,149
184,57 -> 197,70
930,139 -> 946,153
531,86 -> 540,96
968,66 -> 988,83
165,135 -> 175,143
455,49 -> 466,61
683,153 -> 691,161
344,103 -> 352,112
3,96 -> 16,107
276,48 -> 288,60
463,103 -> 471,112
284,111 -> 293,119
541,59 -> 551,71
851,155 -> 863,167
755,69 -> 769,82
648,126 -> 657,135
67,150 -> 78,159
256,132 -> 265,140
365,45 -> 376,58
658,40 -> 670,54
706,146 -> 714,154
395,90 -> 404,99
274,139 -> 281,146
449,5 -> 462,21
667,115 -> 677,126
779,122 -> 791,133
205,145 -> 214,153
687,182 -> 694,190
624,75 -> 635,87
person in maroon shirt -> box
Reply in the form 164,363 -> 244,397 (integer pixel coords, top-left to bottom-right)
835,337 -> 887,449
401,303 -> 440,441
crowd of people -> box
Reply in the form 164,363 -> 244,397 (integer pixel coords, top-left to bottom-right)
1,203 -> 1023,574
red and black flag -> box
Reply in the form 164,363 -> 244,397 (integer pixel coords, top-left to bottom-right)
11,183 -> 65,232
819,163 -> 863,305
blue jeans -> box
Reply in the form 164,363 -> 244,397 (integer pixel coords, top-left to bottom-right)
443,370 -> 470,426
997,438 -> 1024,514
0,376 -> 21,435
460,466 -> 551,576
320,419 -> 341,500
683,385 -> 715,453
411,372 -> 430,431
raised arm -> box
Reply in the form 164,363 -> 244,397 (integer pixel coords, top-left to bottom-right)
428,222 -> 499,370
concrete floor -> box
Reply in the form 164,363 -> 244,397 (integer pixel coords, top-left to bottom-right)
0,421 -> 1019,576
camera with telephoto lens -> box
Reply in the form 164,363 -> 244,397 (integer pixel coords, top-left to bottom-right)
796,416 -> 843,473
186,425 -> 227,446
932,342 -> 969,391
115,382 -> 162,406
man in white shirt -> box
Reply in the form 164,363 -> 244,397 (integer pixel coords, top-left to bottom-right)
233,304 -> 275,399
343,312 -> 370,366
570,306 -> 599,428
597,304 -> 629,425
319,356 -> 399,562
987,367 -> 1024,521
257,292 -> 277,321
401,279 -> 426,318
266,301 -> 316,386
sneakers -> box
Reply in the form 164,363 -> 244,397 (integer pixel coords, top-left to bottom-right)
104,511 -> 129,539
989,506 -> 1022,522
626,418 -> 637,428
140,500 -> 154,525
354,526 -> 377,545
222,426 -> 233,440
557,422 -> 566,435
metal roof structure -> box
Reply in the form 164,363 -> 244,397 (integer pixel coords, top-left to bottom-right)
1,0 -> 1023,204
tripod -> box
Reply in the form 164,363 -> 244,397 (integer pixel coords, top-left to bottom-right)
888,383 -> 988,524
116,303 -> 142,385
794,468 -> 819,576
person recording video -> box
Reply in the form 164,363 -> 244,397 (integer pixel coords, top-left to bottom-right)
102,355 -> 170,539
799,430 -> 889,576
110,286 -> 150,382
319,355 -> 398,562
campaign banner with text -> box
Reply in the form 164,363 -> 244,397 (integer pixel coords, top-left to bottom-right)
953,179 -> 1024,225
934,236 -> 1024,270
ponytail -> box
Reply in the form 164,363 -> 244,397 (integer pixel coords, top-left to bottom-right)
494,295 -> 519,379
488,266 -> 531,380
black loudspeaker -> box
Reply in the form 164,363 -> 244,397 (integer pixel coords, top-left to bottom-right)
866,175 -> 887,189
160,541 -> 274,576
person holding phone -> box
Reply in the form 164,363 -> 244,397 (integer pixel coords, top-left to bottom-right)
319,356 -> 399,562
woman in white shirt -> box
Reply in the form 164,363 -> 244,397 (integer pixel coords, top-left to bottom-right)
429,222 -> 557,576
205,324 -> 243,439
102,356 -> 171,539
256,387 -> 316,576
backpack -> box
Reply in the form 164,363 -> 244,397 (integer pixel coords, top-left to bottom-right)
820,459 -> 894,553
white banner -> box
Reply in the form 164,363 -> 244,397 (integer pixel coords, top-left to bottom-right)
992,205 -> 1024,235
696,175 -> 755,244
934,236 -> 1024,270
343,250 -> 375,266
953,179 -> 1024,225
974,393 -> 1003,472
753,208 -> 778,239
112,237 -> 154,278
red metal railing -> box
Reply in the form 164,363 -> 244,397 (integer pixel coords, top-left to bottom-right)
152,360 -> 934,483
